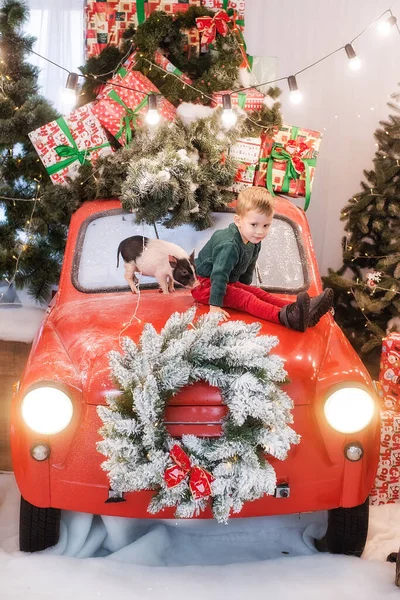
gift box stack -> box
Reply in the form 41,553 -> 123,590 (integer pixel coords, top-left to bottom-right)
254,125 -> 322,210
29,66 -> 176,183
370,332 -> 400,505
85,1 -> 201,58
223,122 -> 322,209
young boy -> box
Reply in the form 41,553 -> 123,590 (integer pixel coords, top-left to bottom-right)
191,187 -> 333,331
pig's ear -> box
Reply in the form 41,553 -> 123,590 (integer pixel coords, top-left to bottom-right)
189,249 -> 195,264
169,255 -> 178,268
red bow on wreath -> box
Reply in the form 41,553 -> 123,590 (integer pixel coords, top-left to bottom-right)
195,10 -> 231,46
164,444 -> 215,500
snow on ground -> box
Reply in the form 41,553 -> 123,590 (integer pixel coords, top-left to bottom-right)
1,473 -> 400,599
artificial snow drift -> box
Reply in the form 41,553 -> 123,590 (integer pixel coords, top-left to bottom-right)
1,473 -> 400,599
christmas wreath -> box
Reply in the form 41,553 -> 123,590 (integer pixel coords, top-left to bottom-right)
97,308 -> 300,523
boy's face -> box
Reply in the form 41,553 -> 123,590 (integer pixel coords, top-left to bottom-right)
234,209 -> 274,244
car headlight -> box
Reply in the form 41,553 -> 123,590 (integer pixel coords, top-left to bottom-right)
21,386 -> 73,435
324,387 -> 375,433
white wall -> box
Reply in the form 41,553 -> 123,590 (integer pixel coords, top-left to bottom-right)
245,0 -> 400,276
25,0 -> 84,112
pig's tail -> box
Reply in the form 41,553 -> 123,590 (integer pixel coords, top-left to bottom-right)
118,232 -> 145,346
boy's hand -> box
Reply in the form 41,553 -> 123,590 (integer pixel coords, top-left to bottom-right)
209,305 -> 230,321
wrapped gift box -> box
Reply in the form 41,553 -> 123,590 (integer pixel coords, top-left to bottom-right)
154,51 -> 193,84
201,0 -> 245,21
28,102 -> 114,186
211,89 -> 264,112
228,137 -> 261,193
379,332 -> 400,403
93,69 -> 176,145
85,1 -> 201,58
254,124 -> 322,210
370,409 -> 400,505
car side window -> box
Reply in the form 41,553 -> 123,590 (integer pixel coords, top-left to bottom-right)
74,210 -> 307,293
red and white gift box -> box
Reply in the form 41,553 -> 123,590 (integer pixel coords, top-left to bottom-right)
85,1 -> 201,58
254,124 -> 322,204
28,102 -> 113,186
370,409 -> 400,505
379,332 -> 400,407
201,0 -> 245,21
211,89 -> 265,112
228,137 -> 261,193
93,69 -> 176,145
154,51 -> 193,84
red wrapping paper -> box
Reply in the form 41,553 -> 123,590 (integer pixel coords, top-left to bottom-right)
370,409 -> 400,505
211,88 -> 265,112
28,102 -> 113,186
93,69 -> 176,145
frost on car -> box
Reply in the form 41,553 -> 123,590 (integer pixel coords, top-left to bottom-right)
11,198 -> 380,554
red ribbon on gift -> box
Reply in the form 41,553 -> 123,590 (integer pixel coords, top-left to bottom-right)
164,444 -> 215,500
196,10 -> 231,46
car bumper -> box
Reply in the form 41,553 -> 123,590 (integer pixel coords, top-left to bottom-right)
12,403 -> 380,517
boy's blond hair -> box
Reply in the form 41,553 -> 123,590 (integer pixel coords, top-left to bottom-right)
236,187 -> 275,217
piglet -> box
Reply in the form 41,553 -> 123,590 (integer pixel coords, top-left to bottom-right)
117,236 -> 197,294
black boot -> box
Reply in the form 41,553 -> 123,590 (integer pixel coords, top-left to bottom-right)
279,292 -> 310,332
308,288 -> 334,327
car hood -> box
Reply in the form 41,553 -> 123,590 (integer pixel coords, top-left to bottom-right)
51,290 -> 334,406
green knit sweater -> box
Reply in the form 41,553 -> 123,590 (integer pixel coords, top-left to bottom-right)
195,223 -> 261,306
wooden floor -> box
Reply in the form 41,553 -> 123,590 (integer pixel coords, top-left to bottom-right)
0,341 -> 31,471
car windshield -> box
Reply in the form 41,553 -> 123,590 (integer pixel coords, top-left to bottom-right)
73,210 -> 308,293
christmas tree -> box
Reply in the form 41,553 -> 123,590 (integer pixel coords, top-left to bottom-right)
0,0 -> 80,302
324,84 -> 400,374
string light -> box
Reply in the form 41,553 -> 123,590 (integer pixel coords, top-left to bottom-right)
345,43 -> 361,71
287,75 -> 302,104
62,72 -> 79,110
145,94 -> 160,126
221,94 -> 237,128
377,13 -> 398,36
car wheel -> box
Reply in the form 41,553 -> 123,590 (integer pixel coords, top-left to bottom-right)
19,496 -> 61,552
314,498 -> 369,557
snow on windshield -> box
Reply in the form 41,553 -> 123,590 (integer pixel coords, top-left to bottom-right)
75,211 -> 306,292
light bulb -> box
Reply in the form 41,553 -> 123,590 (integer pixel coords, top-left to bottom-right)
145,109 -> 160,125
221,94 -> 237,129
377,15 -> 397,36
345,44 -> 361,71
145,94 -> 160,126
287,75 -> 302,104
61,88 -> 77,110
348,56 -> 361,71
289,90 -> 302,104
221,109 -> 237,128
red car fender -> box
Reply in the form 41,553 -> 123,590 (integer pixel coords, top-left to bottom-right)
313,324 -> 380,506
11,322 -> 82,508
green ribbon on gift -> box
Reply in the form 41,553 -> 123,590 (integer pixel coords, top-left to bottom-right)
259,127 -> 316,211
136,0 -> 145,24
107,89 -> 150,145
46,117 -> 110,177
237,92 -> 247,109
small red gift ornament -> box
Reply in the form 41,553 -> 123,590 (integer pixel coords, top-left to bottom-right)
195,9 -> 230,45
164,444 -> 215,500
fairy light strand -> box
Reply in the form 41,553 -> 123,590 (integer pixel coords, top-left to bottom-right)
3,4 -> 398,104
0,183 -> 42,304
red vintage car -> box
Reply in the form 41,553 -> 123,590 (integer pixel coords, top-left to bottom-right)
11,197 -> 380,554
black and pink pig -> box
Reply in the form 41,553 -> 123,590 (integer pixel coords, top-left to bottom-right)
117,236 -> 197,294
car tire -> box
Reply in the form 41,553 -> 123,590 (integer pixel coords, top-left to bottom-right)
314,498 -> 369,557
19,496 -> 61,552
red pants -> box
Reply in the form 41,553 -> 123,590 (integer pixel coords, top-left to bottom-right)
192,277 -> 291,323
